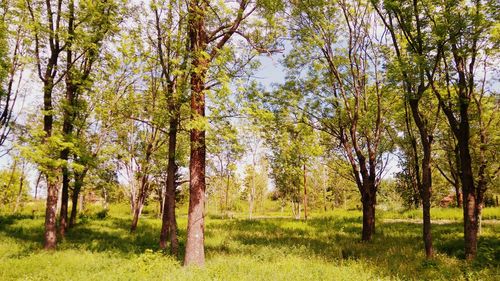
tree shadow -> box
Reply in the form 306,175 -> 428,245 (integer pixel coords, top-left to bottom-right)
0,212 -> 498,279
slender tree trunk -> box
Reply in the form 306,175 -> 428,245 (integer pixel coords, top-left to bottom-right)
13,169 -> 24,213
59,161 -> 70,237
160,114 -> 179,256
249,170 -> 255,219
43,78 -> 58,250
69,171 -> 84,228
303,163 -> 308,220
34,172 -> 42,200
130,177 -> 148,232
58,0 -> 75,240
409,98 -> 434,258
225,173 -> 230,212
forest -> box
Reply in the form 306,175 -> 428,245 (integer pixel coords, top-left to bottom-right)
0,0 -> 499,280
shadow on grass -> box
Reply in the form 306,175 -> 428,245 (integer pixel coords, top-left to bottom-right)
0,212 -> 498,279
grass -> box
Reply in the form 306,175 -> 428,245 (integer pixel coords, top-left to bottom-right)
380,207 -> 500,220
0,205 -> 498,280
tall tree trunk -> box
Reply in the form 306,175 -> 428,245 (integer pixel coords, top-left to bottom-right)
409,98 -> 434,258
184,0 -> 208,267
303,163 -> 308,220
43,79 -> 58,250
58,0 -> 75,238
160,114 -> 179,256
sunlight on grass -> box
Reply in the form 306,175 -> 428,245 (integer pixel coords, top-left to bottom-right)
0,206 -> 498,280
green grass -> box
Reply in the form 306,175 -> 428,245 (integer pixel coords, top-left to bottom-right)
0,205 -> 498,280
380,207 -> 500,220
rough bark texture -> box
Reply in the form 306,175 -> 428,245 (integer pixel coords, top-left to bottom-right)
361,191 -> 375,241
184,0 -> 208,266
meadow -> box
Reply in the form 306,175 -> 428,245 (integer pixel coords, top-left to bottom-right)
0,204 -> 498,281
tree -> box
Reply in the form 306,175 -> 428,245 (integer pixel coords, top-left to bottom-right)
25,0 -> 67,250
287,0 -> 393,241
207,120 -> 244,213
372,0 -> 444,257
184,0 -> 283,266
58,0 -> 120,237
425,0 -> 498,260
150,0 -> 191,256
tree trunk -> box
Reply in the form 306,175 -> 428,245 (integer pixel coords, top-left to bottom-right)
58,162 -> 69,237
361,190 -> 376,241
184,0 -> 208,267
69,169 -> 85,228
225,173 -> 230,212
409,98 -> 434,258
160,114 -> 179,256
34,172 -> 42,200
303,163 -> 308,220
130,178 -> 148,232
458,136 -> 479,261
43,78 -> 58,250
58,0 -> 75,240
13,170 -> 24,213
44,179 -> 58,250
249,171 -> 255,219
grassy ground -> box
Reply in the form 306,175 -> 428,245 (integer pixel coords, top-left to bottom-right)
0,205 -> 498,280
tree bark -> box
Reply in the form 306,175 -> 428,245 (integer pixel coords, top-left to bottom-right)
130,174 -> 149,232
184,0 -> 208,267
160,114 -> 179,256
58,0 -> 75,238
43,78 -> 58,250
69,170 -> 85,228
409,98 -> 434,258
361,191 -> 375,241
58,160 -> 70,237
